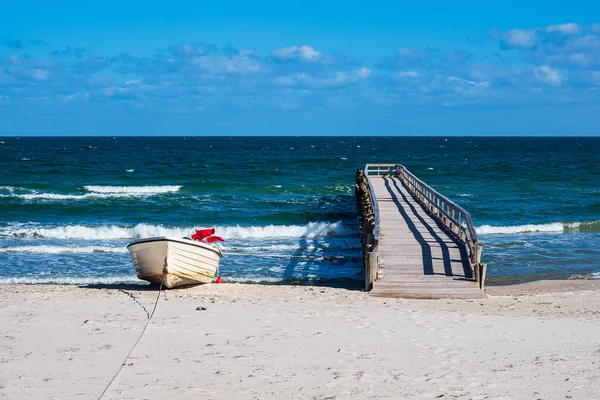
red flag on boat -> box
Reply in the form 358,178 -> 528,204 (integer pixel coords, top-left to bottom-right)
192,227 -> 215,241
191,227 -> 224,244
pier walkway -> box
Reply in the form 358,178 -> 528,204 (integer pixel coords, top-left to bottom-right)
356,164 -> 487,299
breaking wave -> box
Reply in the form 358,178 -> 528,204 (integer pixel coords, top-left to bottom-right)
0,185 -> 181,201
476,220 -> 600,235
0,246 -> 127,254
83,185 -> 181,194
1,221 -> 352,240
0,276 -> 139,285
218,222 -> 350,239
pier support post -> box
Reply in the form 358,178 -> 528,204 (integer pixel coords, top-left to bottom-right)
356,169 -> 379,292
478,264 -> 487,290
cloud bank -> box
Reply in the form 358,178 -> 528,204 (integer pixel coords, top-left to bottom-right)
1,22 -> 599,134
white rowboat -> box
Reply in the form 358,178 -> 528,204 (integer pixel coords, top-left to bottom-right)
127,236 -> 222,288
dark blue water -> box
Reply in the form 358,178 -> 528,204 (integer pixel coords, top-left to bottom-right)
1,136 -> 599,285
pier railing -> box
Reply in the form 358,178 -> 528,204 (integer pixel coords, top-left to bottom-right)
358,163 -> 487,290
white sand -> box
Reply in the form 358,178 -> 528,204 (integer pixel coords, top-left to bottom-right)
1,282 -> 600,399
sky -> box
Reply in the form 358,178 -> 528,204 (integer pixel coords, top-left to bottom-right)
1,1 -> 600,136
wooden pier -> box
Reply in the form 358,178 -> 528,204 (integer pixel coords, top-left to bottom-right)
355,164 -> 487,299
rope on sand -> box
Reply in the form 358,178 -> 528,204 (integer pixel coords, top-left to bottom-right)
97,281 -> 163,400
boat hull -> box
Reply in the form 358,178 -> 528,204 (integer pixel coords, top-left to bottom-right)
127,237 -> 222,288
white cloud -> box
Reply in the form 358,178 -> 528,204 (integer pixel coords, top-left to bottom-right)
59,92 -> 90,102
501,29 -> 538,49
101,86 -> 133,97
397,71 -> 419,78
546,23 -> 580,35
448,76 -> 491,88
272,45 -> 323,62
223,56 -> 263,74
353,67 -> 371,80
493,24 -> 600,72
568,53 -> 592,67
543,52 -> 592,68
29,69 -> 49,80
534,65 -> 563,85
192,55 -> 263,75
274,67 -> 371,89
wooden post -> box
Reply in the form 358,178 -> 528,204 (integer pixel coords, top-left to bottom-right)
364,252 -> 370,291
356,167 -> 378,292
478,264 -> 487,290
475,243 -> 482,265
368,251 -> 377,290
473,244 -> 482,284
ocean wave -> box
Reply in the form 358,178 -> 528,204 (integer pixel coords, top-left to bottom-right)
324,184 -> 353,194
0,185 -> 181,201
219,222 -> 351,239
476,220 -> 600,235
0,245 -> 127,254
1,221 -> 352,240
222,244 -> 303,252
0,276 -> 139,285
568,272 -> 600,280
0,193 -> 106,201
84,185 -> 181,194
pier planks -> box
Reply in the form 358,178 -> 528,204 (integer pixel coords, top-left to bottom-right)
369,177 -> 487,299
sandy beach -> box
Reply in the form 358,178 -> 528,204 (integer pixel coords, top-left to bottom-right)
1,282 -> 599,400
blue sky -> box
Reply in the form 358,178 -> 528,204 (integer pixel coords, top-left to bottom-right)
1,1 -> 599,135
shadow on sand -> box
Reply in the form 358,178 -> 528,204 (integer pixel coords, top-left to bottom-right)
81,278 -> 363,292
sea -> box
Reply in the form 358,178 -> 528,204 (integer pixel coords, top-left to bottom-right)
1,136 -> 599,287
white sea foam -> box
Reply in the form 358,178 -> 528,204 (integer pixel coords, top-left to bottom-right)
222,244 -> 302,252
1,193 -> 98,200
0,185 -> 181,201
0,246 -> 126,254
325,184 -> 352,194
5,224 -> 134,239
0,276 -> 139,285
477,222 -> 567,235
568,272 -> 600,280
84,185 -> 181,194
125,169 -> 134,172
218,222 -> 350,239
2,221 -> 351,240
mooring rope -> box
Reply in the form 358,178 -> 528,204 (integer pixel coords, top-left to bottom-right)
97,282 -> 163,400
